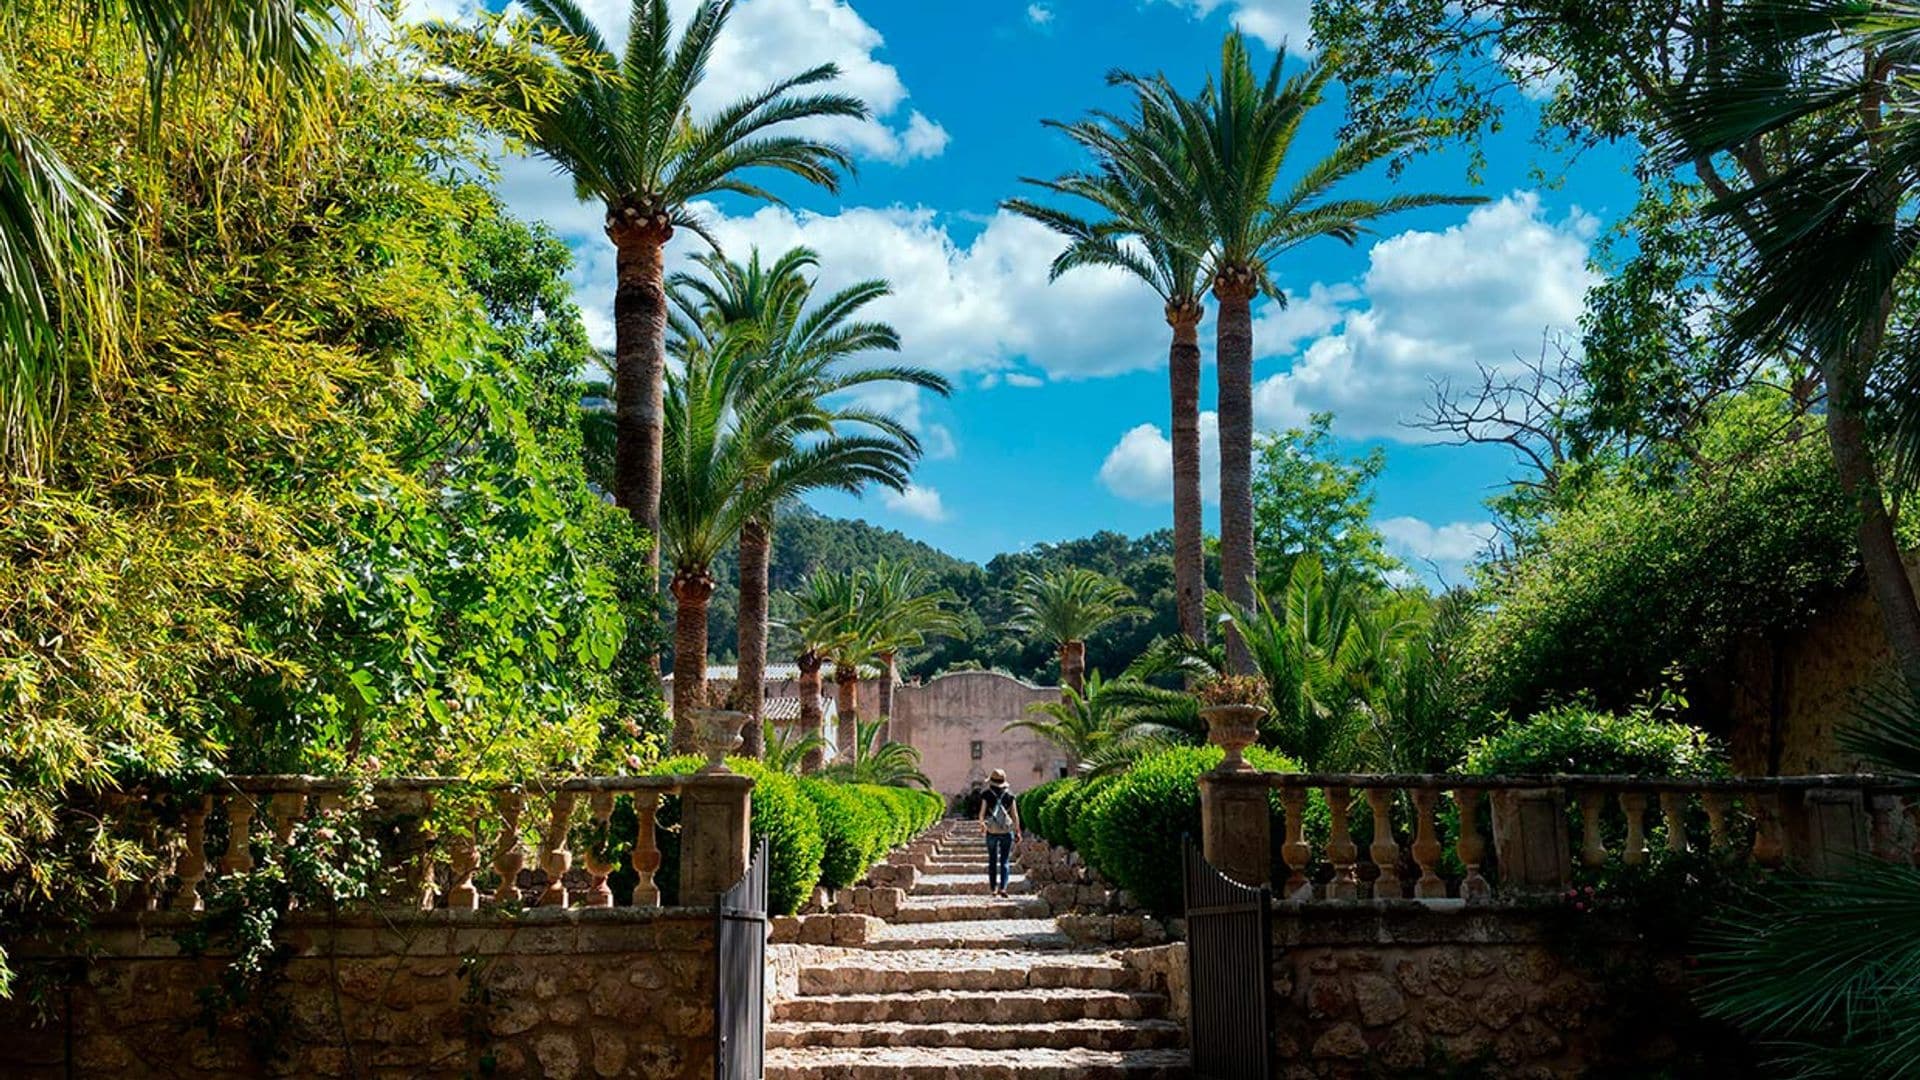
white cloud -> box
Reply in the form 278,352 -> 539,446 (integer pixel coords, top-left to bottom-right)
1098,411 -> 1221,504
1252,282 -> 1360,357
1004,373 -> 1045,388
1378,516 -> 1497,584
1026,3 -> 1054,25
1177,0 -> 1314,52
1253,192 -> 1599,441
882,484 -> 948,522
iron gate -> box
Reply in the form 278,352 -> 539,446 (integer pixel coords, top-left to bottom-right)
715,838 -> 768,1080
1184,838 -> 1273,1080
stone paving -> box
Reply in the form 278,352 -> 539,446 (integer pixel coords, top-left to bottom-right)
765,821 -> 1190,1079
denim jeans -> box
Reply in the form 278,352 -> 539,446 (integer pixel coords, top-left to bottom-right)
985,831 -> 1014,891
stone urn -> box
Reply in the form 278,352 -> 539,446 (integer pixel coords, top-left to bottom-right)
691,709 -> 750,773
1200,704 -> 1268,772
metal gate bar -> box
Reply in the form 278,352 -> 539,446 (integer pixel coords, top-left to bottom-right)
1184,837 -> 1273,1080
715,838 -> 768,1080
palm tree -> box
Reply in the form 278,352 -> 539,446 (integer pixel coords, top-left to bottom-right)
825,718 -> 932,788
1147,33 -> 1481,672
789,569 -> 862,774
421,0 -> 866,583
660,333 -> 914,751
759,720 -> 828,776
1,0 -> 341,475
855,559 -> 965,739
1006,567 -> 1147,696
669,247 -> 949,756
1006,671 -> 1189,777
1005,92 -> 1212,646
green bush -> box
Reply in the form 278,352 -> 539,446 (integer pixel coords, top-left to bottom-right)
801,780 -> 885,891
645,755 -> 825,916
1085,745 -> 1305,915
1462,702 -> 1728,778
1068,776 -> 1119,856
1019,779 -> 1069,843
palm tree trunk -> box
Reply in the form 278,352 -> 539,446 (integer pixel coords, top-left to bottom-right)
835,661 -> 859,762
668,568 -> 715,753
798,653 -> 826,774
1825,319 -> 1920,694
1168,301 -> 1207,645
877,650 -> 897,743
610,222 -> 669,589
1215,276 -> 1258,675
736,512 -> 772,758
1060,639 -> 1087,697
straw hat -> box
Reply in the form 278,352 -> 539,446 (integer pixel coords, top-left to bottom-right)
988,769 -> 1007,786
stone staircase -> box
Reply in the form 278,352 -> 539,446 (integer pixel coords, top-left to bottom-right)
765,821 -> 1190,1079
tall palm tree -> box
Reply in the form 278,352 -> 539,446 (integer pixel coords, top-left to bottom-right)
855,559 -> 964,739
1147,33 -> 1481,672
670,247 -> 949,756
1,0 -> 341,476
421,0 -> 866,584
788,569 -> 862,773
1005,93 -> 1212,645
1006,567 -> 1147,696
660,333 -> 913,751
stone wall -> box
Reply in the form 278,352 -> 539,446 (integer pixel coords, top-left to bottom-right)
1260,904 -> 1744,1079
0,908 -> 718,1079
891,670 -> 1066,796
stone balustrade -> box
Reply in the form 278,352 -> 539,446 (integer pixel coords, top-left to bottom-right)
1198,768 -> 1920,899
88,771 -> 755,915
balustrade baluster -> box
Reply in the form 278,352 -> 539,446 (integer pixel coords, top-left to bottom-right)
1325,786 -> 1358,900
1703,792 -> 1730,852
1870,794 -> 1912,865
1577,790 -> 1608,868
447,824 -> 480,910
1410,788 -> 1445,899
539,792 -> 578,907
269,792 -> 305,846
1271,786 -> 1308,899
579,791 -> 616,908
1659,792 -> 1690,854
219,793 -> 256,878
1451,787 -> 1490,901
1751,791 -> 1786,868
168,795 -> 212,912
493,790 -> 527,906
408,792 -> 438,910
631,791 -> 664,907
1365,789 -> 1401,900
1619,791 -> 1649,867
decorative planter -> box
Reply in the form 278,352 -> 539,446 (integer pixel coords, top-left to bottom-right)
691,709 -> 750,773
1200,703 -> 1268,772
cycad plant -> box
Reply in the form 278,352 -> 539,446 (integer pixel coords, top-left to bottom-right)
1006,567 -> 1147,696
759,720 -> 828,777
825,718 -> 931,788
1142,33 -> 1481,672
419,0 -> 865,579
1005,670 -> 1190,777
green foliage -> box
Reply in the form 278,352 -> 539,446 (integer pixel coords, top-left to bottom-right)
1018,778 -> 1070,845
799,779 -> 884,891
1252,412 -> 1399,584
648,755 -> 823,916
1461,700 -> 1727,778
824,719 -> 931,788
1465,397 -> 1861,718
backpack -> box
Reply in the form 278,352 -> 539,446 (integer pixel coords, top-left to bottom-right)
984,789 -> 1015,834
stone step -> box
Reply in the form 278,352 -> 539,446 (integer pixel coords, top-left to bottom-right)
771,988 -> 1168,1025
912,875 -> 1034,897
864,918 -> 1073,951
767,1018 -> 1185,1051
892,896 -> 1052,923
763,1046 -> 1192,1079
796,949 -> 1140,995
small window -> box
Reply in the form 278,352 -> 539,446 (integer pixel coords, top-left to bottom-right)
970,740 -> 983,760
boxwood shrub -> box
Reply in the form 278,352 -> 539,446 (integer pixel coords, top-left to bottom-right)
801,779 -> 885,891
1019,779 -> 1069,843
641,755 -> 824,916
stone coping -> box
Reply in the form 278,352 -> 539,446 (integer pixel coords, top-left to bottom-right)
7,906 -> 718,960
1268,899 -> 1639,947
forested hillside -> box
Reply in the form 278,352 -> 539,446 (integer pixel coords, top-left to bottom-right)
694,505 -> 1204,684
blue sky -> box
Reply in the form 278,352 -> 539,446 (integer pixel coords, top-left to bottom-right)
429,0 -> 1643,581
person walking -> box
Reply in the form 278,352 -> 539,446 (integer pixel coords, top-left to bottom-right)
977,768 -> 1021,898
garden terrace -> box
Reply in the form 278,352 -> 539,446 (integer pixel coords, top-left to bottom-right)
1198,768 -> 1920,900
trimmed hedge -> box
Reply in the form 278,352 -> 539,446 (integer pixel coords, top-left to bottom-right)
1028,747 -> 1313,916
630,758 -> 941,916
1462,703 -> 1728,778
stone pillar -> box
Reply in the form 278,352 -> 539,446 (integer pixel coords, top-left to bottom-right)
1199,770 -> 1271,889
679,771 -> 755,906
1490,787 -> 1570,893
